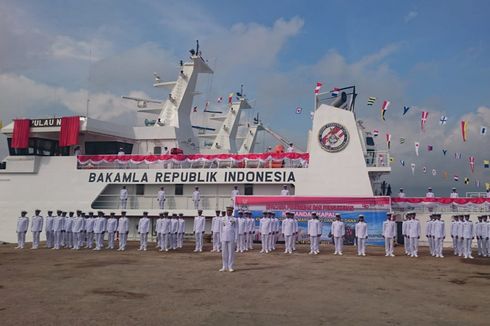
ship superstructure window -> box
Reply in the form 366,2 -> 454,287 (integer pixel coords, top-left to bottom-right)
244,184 -> 254,196
84,142 -> 133,155
153,146 -> 162,155
136,184 -> 145,195
175,184 -> 184,196
7,137 -> 60,156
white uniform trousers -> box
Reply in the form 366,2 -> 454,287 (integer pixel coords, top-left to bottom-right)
72,232 -> 81,249
177,233 -> 184,248
477,237 -> 483,256
54,231 -> 62,249
261,234 -> 269,252
435,237 -> 444,257
120,199 -> 127,209
95,233 -> 104,250
163,233 -> 170,250
212,232 -> 221,251
86,232 -> 94,249
221,240 -> 235,270
194,232 -> 203,251
284,235 -> 293,253
157,233 -> 164,250
428,237 -> 434,255
60,231 -> 66,247
357,238 -> 366,255
457,238 -> 464,256
237,234 -> 246,252
404,236 -> 409,254
409,237 -> 418,256
119,233 -> 128,250
107,232 -> 116,249
309,236 -> 317,253
45,231 -> 54,248
384,237 -> 394,255
482,238 -> 488,257
65,232 -> 73,248
139,233 -> 148,250
32,231 -> 41,249
171,233 -> 178,249
463,238 -> 473,258
155,234 -> 161,248
452,237 -> 458,255
247,233 -> 254,249
158,200 -> 165,209
193,200 -> 199,209
334,237 -> 343,254
17,232 -> 26,249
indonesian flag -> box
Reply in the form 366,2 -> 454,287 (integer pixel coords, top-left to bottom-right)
421,111 -> 429,131
461,120 -> 468,141
386,133 -> 391,149
414,142 -> 420,156
373,129 -> 379,137
331,87 -> 340,97
469,156 -> 475,173
217,96 -> 223,103
381,100 -> 390,120
228,93 -> 234,105
314,82 -> 323,94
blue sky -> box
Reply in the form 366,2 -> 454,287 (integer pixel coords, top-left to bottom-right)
1,0 -> 489,195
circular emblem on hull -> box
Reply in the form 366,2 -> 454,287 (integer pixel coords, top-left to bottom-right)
318,123 -> 349,153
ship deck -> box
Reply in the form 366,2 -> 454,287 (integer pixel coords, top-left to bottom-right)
1,242 -> 488,326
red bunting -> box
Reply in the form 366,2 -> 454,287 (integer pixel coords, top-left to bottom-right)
11,119 -> 31,149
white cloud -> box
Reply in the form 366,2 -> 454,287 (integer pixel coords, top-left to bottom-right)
49,36 -> 112,61
404,10 -> 419,23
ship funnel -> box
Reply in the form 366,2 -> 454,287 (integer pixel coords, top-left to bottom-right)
330,91 -> 347,108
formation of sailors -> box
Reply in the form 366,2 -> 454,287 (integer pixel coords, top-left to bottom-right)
450,214 -> 489,259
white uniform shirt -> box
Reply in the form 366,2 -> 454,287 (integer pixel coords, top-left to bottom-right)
355,221 -> 368,239
85,218 -> 94,232
482,222 -> 489,238
157,190 -> 166,201
138,217 -> 150,233
402,219 -> 408,236
117,217 -> 129,233
106,218 -> 118,232
211,216 -> 221,233
178,218 -> 185,233
219,215 -> 236,242
475,222 -> 482,238
307,219 -> 321,236
17,216 -> 29,232
462,220 -> 474,238
426,220 -> 433,237
170,218 -> 179,233
231,189 -> 239,200
259,217 -> 272,234
72,216 -> 84,233
450,221 -> 458,237
331,220 -> 345,237
192,190 -> 201,202
426,191 -> 435,198
407,219 -> 421,237
52,215 -> 64,232
65,217 -> 73,232
382,220 -> 396,238
156,218 -> 163,233
433,220 -> 445,238
161,218 -> 170,233
45,216 -> 54,231
193,216 -> 205,233
456,220 -> 464,238
120,188 -> 128,200
398,192 -> 406,198
287,145 -> 294,153
237,217 -> 247,234
450,192 -> 459,198
246,217 -> 255,233
31,215 -> 43,232
93,217 -> 107,233
282,218 -> 295,236
280,189 -> 290,196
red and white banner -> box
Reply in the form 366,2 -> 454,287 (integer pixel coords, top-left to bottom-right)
78,152 -> 310,166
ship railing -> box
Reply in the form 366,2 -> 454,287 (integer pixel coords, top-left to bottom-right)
91,194 -> 249,211
365,151 -> 390,167
391,197 -> 490,213
77,153 -> 310,170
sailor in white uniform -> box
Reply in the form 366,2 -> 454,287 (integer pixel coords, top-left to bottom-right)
425,187 -> 435,198
193,210 -> 206,252
271,212 -> 280,251
93,211 -> 107,251
45,210 -> 54,249
237,211 -> 248,252
30,209 -> 43,249
72,210 -> 84,250
211,210 -> 222,252
456,215 -> 465,256
398,188 -> 406,198
259,211 -> 272,253
287,143 -> 295,153
155,213 -> 164,249
407,212 -> 421,257
433,214 -> 445,258
85,212 -> 95,249
160,212 -> 170,251
402,214 -> 410,255
117,211 -> 129,251
65,211 -> 74,249
170,214 -> 179,250
382,213 -> 396,257
426,215 -> 435,256
355,215 -> 368,256
120,186 -> 128,209
475,216 -> 484,256
450,215 -> 458,255
231,186 -> 240,209
16,211 -> 29,249
177,213 -> 185,248
282,212 -> 295,254
157,187 -> 166,210
307,212 -> 321,254
462,215 -> 474,259
60,211 -> 67,248
52,210 -> 64,250
482,215 -> 489,257
292,215 -> 299,251
331,214 -> 345,255
192,187 -> 201,209
138,212 -> 150,251
219,207 -> 236,272
245,211 -> 255,250
280,185 -> 290,196
450,188 -> 459,198
106,212 -> 118,249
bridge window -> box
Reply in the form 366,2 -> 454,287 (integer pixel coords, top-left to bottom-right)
175,184 -> 184,196
84,141 -> 133,155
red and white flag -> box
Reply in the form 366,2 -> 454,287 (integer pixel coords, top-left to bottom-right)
414,142 -> 420,156
421,111 -> 429,131
381,100 -> 390,120
228,93 -> 234,105
386,133 -> 391,149
373,129 -> 379,137
469,156 -> 475,173
314,82 -> 323,94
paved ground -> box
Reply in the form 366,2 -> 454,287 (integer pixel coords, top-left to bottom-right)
0,241 -> 489,326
